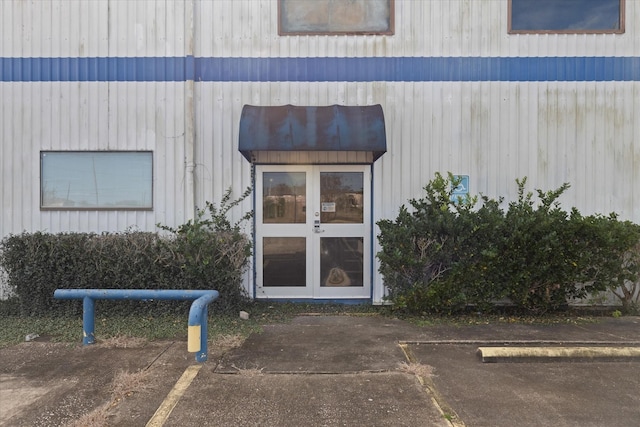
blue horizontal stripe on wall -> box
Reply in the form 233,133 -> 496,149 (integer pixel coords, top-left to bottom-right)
2,56 -> 639,82
0,57 -> 188,82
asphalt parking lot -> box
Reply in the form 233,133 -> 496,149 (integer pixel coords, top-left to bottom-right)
1,315 -> 639,426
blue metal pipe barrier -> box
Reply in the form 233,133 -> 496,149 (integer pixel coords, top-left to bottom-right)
53,289 -> 219,362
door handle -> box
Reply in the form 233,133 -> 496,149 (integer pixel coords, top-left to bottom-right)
313,219 -> 324,233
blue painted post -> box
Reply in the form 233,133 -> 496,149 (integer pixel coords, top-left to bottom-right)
83,296 -> 96,345
198,305 -> 208,363
187,291 -> 219,362
53,289 -> 219,362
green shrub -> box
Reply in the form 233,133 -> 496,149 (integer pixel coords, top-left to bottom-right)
0,188 -> 253,316
446,195 -> 506,311
377,173 -> 478,312
157,186 -> 253,314
587,218 -> 640,314
0,232 -> 101,316
377,173 -> 640,315
488,179 -> 602,313
615,238 -> 640,314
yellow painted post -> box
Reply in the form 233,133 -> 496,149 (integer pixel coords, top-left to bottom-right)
188,324 -> 201,352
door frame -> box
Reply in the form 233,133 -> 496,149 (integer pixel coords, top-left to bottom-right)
254,164 -> 372,301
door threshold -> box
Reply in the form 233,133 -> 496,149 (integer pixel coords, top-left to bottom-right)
254,297 -> 372,305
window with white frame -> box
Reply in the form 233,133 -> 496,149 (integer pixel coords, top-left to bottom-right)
509,0 -> 624,34
41,151 -> 153,210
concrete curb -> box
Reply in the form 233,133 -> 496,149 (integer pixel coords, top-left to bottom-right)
400,340 -> 640,346
477,346 -> 640,363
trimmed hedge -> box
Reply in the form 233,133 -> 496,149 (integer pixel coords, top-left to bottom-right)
377,173 -> 640,314
0,188 -> 253,316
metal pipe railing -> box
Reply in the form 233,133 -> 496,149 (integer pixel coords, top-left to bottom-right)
53,289 -> 220,362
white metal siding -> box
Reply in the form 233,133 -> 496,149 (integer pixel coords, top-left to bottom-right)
2,0 -> 639,303
195,79 -> 639,221
0,0 -> 187,57
198,0 -> 640,57
1,81 -> 191,235
1,0 -> 193,238
373,81 -> 640,223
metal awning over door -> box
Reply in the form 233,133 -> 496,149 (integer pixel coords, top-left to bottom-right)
238,104 -> 386,164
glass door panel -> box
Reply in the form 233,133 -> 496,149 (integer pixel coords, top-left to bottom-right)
263,237 -> 306,287
256,166 -> 311,298
314,166 -> 369,298
320,237 -> 363,287
320,172 -> 364,224
256,165 -> 370,300
263,172 -> 306,224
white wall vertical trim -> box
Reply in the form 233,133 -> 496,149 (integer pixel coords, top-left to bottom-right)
184,0 -> 196,221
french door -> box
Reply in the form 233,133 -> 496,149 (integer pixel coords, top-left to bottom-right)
255,165 -> 371,300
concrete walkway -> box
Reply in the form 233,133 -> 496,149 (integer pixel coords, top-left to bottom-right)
1,315 -> 639,426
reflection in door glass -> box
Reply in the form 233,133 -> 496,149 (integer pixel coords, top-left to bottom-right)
321,237 -> 363,287
320,172 -> 363,224
263,172 -> 306,224
263,237 -> 306,287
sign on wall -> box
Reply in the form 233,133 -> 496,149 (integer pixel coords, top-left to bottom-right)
451,175 -> 470,203
279,0 -> 394,35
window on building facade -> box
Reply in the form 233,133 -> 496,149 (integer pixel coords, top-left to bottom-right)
279,0 -> 394,35
509,0 -> 624,34
41,151 -> 153,210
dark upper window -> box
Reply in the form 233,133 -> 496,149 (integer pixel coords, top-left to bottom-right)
278,0 -> 394,35
509,0 -> 624,34
41,151 -> 153,210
